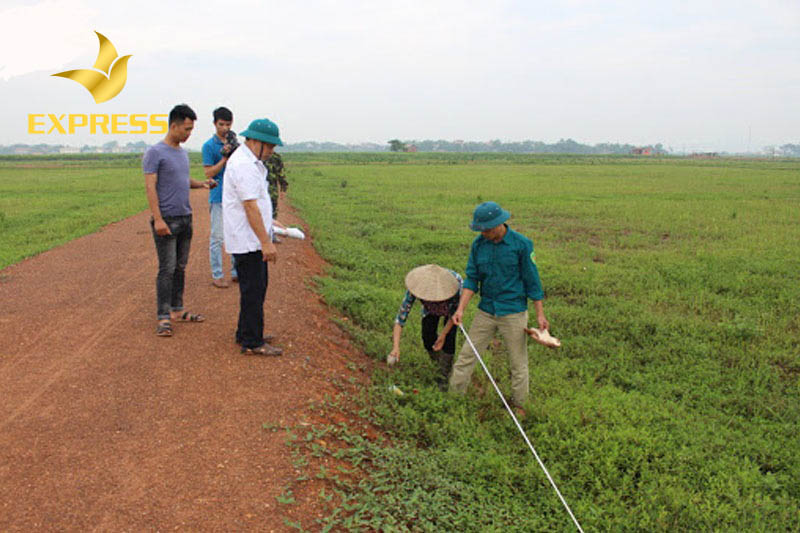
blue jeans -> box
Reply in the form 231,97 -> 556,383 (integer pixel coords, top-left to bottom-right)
151,215 -> 193,320
209,203 -> 237,280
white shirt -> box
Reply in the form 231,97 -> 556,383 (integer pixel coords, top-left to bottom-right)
222,143 -> 273,254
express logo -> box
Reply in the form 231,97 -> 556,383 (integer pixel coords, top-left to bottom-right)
29,31 -> 166,136
52,31 -> 131,104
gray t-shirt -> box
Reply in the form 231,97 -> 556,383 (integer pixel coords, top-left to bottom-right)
142,141 -> 191,217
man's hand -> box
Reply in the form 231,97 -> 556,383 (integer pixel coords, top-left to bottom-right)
537,314 -> 550,331
262,241 -> 278,262
452,289 -> 474,327
153,219 -> 171,236
190,179 -> 215,189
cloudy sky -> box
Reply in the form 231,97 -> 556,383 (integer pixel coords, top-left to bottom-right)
1,0 -> 798,152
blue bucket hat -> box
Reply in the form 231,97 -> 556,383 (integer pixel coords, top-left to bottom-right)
470,201 -> 510,231
240,118 -> 283,146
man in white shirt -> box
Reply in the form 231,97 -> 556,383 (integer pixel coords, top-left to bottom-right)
222,118 -> 283,356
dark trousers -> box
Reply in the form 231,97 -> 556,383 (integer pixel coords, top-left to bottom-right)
151,215 -> 193,320
421,314 -> 456,354
233,251 -> 269,349
421,314 -> 457,387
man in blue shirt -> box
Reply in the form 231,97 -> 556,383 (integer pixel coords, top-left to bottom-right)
202,107 -> 238,288
450,201 -> 550,417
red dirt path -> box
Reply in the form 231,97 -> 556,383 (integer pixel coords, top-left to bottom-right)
0,192 -> 371,531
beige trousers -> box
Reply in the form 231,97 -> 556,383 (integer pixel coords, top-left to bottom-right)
449,309 -> 529,405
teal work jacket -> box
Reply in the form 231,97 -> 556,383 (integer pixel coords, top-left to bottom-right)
463,225 -> 544,317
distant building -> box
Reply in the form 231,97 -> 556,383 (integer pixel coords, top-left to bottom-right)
404,144 -> 418,153
631,147 -> 652,155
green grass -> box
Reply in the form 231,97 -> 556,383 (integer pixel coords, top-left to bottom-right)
0,155 -> 201,269
3,153 -> 799,530
285,155 -> 800,531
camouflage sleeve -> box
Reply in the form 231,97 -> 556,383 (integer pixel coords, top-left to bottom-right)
275,155 -> 288,191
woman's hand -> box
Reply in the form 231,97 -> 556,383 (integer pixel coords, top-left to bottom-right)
432,336 -> 445,352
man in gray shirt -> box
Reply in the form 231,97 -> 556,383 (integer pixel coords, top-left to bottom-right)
143,104 -> 216,336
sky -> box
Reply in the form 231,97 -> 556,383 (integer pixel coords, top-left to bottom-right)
1,0 -> 798,152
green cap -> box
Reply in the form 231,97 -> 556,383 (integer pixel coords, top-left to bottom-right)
470,201 -> 510,231
240,118 -> 283,146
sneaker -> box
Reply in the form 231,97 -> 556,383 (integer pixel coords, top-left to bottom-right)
241,343 -> 282,356
212,278 -> 229,288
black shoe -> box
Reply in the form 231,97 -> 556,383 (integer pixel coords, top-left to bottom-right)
236,333 -> 274,344
241,343 -> 282,356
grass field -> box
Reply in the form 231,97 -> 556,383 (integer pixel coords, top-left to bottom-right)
2,153 -> 799,530
286,154 -> 800,531
0,155 -> 148,269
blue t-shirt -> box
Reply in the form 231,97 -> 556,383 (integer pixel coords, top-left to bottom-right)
142,141 -> 191,217
202,135 -> 226,204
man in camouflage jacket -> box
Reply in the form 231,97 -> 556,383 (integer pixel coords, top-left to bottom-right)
265,153 -> 288,217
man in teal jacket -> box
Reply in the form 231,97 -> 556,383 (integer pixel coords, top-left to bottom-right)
450,201 -> 549,417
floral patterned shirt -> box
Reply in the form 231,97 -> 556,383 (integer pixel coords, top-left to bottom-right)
394,271 -> 463,327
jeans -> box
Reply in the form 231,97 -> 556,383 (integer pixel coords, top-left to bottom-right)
151,215 -> 193,320
209,203 -> 237,280
233,251 -> 269,349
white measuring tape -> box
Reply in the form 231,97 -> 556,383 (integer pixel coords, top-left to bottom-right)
458,323 -> 584,533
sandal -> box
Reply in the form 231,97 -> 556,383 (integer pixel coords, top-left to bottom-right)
524,327 -> 561,348
176,311 -> 205,322
241,344 -> 283,356
156,321 -> 173,337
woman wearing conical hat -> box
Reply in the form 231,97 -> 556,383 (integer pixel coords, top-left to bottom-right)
388,264 -> 462,389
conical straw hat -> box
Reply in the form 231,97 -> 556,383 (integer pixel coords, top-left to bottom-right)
404,264 -> 459,302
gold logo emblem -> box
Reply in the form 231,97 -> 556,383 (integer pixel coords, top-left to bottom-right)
52,31 -> 131,104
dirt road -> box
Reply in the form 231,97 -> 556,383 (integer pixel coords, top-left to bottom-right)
0,191 -> 369,531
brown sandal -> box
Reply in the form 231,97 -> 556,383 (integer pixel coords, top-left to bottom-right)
176,312 -> 205,322
156,321 -> 173,337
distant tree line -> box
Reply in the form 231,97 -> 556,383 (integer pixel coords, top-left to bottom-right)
280,141 -> 386,152
776,144 -> 800,157
0,141 -> 149,155
3,140 -> 799,156
387,138 -> 668,154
